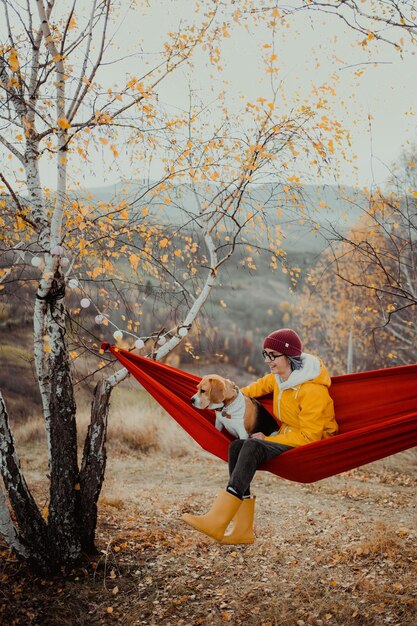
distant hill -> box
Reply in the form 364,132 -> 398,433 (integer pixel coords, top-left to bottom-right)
78,180 -> 366,254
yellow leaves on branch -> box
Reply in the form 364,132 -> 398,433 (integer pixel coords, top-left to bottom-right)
9,49 -> 19,73
94,111 -> 113,125
86,260 -> 113,279
58,117 -> 71,130
129,254 -> 140,271
287,175 -> 300,184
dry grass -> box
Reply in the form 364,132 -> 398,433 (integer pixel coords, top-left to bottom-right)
14,383 -> 199,459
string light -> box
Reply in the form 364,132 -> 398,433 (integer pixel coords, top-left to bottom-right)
31,256 -> 42,267
113,330 -> 123,341
80,298 -> 91,308
68,278 -> 78,289
134,338 -> 145,349
51,245 -> 64,256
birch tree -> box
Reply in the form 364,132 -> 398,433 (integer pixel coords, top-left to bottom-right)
0,0 -> 241,570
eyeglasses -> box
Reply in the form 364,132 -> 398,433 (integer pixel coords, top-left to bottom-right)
262,350 -> 286,362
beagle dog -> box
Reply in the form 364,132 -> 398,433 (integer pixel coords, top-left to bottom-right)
191,374 -> 279,439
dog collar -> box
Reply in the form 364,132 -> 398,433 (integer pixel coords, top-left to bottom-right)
219,388 -> 244,417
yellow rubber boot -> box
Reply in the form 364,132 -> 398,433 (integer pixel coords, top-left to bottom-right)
221,496 -> 255,545
181,490 -> 242,542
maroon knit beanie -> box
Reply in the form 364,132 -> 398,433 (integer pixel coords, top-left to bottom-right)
263,328 -> 302,357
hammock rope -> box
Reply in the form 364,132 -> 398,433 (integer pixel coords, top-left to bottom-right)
103,344 -> 417,483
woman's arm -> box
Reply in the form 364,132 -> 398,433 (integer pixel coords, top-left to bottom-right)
241,373 -> 275,398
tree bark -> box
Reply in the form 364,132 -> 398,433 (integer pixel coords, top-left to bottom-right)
46,284 -> 80,567
0,392 -> 48,562
77,378 -> 112,553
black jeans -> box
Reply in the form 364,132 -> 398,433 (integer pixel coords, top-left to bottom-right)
227,438 -> 293,498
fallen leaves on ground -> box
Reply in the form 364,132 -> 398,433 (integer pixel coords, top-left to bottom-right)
0,449 -> 416,625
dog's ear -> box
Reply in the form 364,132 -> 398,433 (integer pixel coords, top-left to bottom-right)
209,377 -> 226,403
223,379 -> 236,402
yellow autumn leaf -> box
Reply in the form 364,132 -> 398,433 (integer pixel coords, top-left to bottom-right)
57,117 -> 71,130
90,267 -> 104,279
9,49 -> 19,72
159,238 -> 169,248
129,254 -> 140,271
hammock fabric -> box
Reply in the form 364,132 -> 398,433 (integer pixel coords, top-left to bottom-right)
103,344 -> 417,483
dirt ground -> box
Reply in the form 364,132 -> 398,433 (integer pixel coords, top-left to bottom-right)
1,429 -> 416,626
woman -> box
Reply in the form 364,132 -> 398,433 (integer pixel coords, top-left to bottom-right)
182,328 -> 338,544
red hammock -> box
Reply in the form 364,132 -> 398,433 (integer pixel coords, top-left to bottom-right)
104,345 -> 417,483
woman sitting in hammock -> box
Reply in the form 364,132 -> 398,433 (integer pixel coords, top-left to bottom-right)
182,328 -> 338,544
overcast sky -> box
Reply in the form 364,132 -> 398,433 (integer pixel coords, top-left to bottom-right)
40,1 -> 417,191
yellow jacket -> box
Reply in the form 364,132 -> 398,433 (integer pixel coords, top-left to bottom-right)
241,354 -> 338,447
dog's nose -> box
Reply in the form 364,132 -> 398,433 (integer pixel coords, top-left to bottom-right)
190,396 -> 196,405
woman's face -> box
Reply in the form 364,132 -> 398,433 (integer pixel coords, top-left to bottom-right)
262,350 -> 292,378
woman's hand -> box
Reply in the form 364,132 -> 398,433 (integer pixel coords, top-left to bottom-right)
250,432 -> 265,440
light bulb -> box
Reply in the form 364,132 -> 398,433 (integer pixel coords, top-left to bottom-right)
134,338 -> 145,349
113,330 -> 123,341
80,298 -> 90,308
